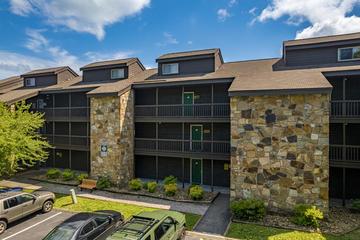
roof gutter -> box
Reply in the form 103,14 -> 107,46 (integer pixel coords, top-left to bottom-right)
228,87 -> 333,97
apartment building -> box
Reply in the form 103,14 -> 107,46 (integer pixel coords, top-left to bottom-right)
1,32 -> 360,212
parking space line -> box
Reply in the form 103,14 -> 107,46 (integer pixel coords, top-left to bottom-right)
3,212 -> 63,240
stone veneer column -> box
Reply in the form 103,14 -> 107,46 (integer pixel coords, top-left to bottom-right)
90,90 -> 134,187
230,93 -> 330,212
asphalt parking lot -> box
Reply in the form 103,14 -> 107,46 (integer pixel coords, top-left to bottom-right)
1,210 -> 74,240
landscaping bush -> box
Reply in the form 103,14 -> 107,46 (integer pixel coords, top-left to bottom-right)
77,173 -> 89,183
164,183 -> 177,196
46,168 -> 61,179
142,182 -> 148,190
129,179 -> 143,191
163,175 -> 177,185
62,169 -> 75,181
189,185 -> 204,200
187,183 -> 199,194
230,198 -> 266,221
96,176 -> 112,190
147,181 -> 157,193
268,231 -> 325,240
293,204 -> 324,228
351,199 -> 360,210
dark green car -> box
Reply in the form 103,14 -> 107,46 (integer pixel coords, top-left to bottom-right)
107,210 -> 186,240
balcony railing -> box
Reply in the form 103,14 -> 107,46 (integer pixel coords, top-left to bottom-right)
135,103 -> 230,118
331,100 -> 360,117
34,107 -> 90,121
330,144 -> 360,164
135,138 -> 230,154
43,134 -> 90,148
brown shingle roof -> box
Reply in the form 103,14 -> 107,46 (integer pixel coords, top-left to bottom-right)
21,66 -> 78,77
0,88 -> 40,104
80,58 -> 144,70
157,48 -> 220,61
0,76 -> 23,94
284,32 -> 360,47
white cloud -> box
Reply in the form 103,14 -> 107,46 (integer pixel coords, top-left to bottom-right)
257,0 -> 360,39
229,0 -> 237,7
0,29 -> 135,79
187,40 -> 193,45
217,8 -> 230,22
249,7 -> 257,16
156,32 -> 179,47
9,0 -> 151,40
9,0 -> 33,16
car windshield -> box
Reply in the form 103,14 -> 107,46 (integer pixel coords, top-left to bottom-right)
43,225 -> 77,240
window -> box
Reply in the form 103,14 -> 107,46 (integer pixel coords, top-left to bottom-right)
94,216 -> 109,226
162,63 -> 179,75
17,194 -> 35,204
154,217 -> 174,240
80,221 -> 96,236
4,197 -> 19,209
338,47 -> 360,61
25,78 -> 36,87
111,68 -> 125,79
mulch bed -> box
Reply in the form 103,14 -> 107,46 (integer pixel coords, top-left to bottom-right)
233,207 -> 360,236
105,186 -> 218,204
30,174 -> 218,204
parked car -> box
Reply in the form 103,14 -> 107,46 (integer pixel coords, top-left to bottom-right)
43,210 -> 124,240
107,210 -> 186,240
0,191 -> 55,234
0,187 -> 23,193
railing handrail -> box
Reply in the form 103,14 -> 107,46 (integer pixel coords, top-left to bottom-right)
135,103 -> 230,107
331,100 -> 360,103
34,106 -> 90,110
135,137 -> 229,143
43,134 -> 89,138
330,144 -> 360,149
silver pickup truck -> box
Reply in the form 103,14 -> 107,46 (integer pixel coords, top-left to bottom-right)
0,191 -> 55,234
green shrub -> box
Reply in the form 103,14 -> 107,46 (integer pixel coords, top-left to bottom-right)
77,173 -> 89,182
147,181 -> 157,193
62,169 -> 75,181
268,231 -> 325,240
96,176 -> 112,190
142,182 -> 148,190
230,198 -> 266,221
129,179 -> 143,191
163,175 -> 177,185
187,183 -> 199,194
189,185 -> 204,200
352,199 -> 360,210
164,183 -> 177,196
46,168 -> 61,179
293,204 -> 324,228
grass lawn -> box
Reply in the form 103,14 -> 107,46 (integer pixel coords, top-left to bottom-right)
226,223 -> 360,240
53,194 -> 201,230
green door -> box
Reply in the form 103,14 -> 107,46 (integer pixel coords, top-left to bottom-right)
192,159 -> 202,184
183,92 -> 194,116
191,125 -> 202,151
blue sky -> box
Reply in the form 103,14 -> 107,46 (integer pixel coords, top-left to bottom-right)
1,0 -> 360,79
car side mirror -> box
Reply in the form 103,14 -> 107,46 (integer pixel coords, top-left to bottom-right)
108,216 -> 113,223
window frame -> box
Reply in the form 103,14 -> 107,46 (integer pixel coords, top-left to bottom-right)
4,197 -> 19,209
110,68 -> 125,79
162,63 -> 179,75
25,77 -> 36,87
338,46 -> 360,62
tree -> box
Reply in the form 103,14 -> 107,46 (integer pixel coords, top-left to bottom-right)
0,101 -> 51,177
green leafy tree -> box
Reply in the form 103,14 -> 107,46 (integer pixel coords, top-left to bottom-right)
0,101 -> 51,177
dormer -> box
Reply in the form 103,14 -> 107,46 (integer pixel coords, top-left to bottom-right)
156,48 -> 223,76
80,58 -> 145,83
282,32 -> 360,68
21,66 -> 78,88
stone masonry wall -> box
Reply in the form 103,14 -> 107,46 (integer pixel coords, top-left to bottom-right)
90,90 -> 134,187
230,93 -> 330,212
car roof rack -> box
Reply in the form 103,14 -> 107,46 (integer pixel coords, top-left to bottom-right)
115,216 -> 159,239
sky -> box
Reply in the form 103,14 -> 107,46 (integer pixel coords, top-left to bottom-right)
1,0 -> 360,79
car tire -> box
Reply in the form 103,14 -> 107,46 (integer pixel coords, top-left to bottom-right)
42,200 -> 54,213
0,220 -> 7,234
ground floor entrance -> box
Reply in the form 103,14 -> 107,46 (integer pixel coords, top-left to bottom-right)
134,155 -> 230,187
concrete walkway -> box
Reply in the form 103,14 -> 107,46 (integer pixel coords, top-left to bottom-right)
3,171 -> 209,215
194,194 -> 231,235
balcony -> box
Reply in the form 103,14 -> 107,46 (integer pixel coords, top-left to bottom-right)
34,107 -> 90,121
331,100 -> 360,118
44,134 -> 90,151
330,144 -> 360,168
135,103 -> 230,120
135,138 -> 230,159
